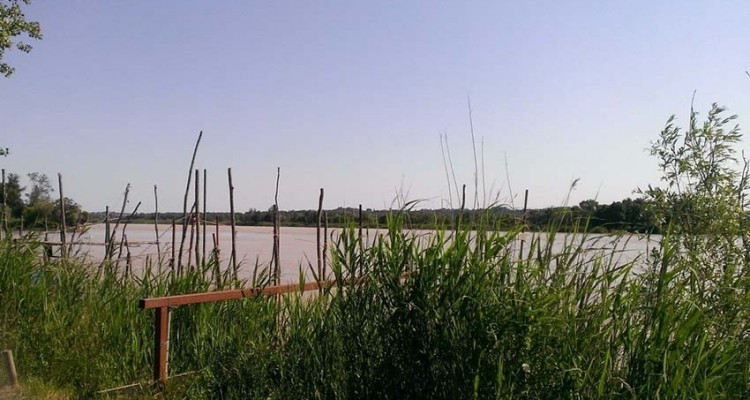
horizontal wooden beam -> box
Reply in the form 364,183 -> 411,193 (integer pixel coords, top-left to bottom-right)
139,279 -> 335,309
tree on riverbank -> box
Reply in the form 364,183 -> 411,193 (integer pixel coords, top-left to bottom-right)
0,0 -> 42,77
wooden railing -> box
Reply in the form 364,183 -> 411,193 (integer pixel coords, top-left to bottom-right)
139,279 -> 336,387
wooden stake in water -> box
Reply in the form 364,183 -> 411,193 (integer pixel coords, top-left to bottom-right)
170,219 -> 176,271
104,205 -> 110,250
273,167 -> 281,285
228,168 -> 237,278
178,131 -> 203,271
194,169 -> 200,271
107,184 -> 130,263
323,211 -> 328,280
519,189 -> 529,262
154,185 -> 161,262
58,173 -> 67,259
317,188 -> 324,283
202,169 -> 207,269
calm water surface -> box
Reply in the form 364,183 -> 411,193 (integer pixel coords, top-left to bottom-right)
58,224 -> 660,284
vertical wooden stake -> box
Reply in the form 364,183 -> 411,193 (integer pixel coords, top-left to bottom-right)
170,219 -> 176,272
228,168 -> 237,279
202,169 -> 207,269
194,169 -> 200,271
58,173 -> 67,259
273,167 -> 281,285
323,211 -> 328,280
362,204 -> 365,276
316,188 -> 324,284
153,307 -> 170,388
154,185 -> 161,262
2,349 -> 18,388
104,205 -> 110,251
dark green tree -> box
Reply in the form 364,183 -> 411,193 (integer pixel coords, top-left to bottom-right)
0,172 -> 24,217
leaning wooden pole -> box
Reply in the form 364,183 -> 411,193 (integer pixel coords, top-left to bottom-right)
316,188 -> 324,283
228,168 -> 237,279
519,189 -> 529,261
106,184 -> 130,263
58,173 -> 67,259
177,131 -> 203,271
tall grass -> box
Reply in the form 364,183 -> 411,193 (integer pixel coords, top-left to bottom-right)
1,209 -> 750,398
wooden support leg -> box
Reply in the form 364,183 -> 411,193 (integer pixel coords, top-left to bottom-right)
153,306 -> 170,387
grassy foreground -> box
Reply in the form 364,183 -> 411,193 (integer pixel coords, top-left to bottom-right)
1,211 -> 750,399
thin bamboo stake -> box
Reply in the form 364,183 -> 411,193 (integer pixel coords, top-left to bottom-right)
178,131 -> 203,271
154,185 -> 161,262
316,188 -> 324,283
202,169 -> 207,269
228,168 -> 237,279
58,173 -> 67,259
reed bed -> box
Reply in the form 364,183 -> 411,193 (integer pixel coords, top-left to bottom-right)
1,209 -> 749,399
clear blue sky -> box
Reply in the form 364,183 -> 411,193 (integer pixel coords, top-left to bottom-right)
2,1 -> 749,212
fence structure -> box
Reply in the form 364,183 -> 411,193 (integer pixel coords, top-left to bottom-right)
138,279 -> 336,387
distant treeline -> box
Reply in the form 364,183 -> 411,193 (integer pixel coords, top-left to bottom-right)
88,197 -> 661,234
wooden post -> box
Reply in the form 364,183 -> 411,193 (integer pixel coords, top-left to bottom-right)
58,173 -> 67,259
358,204 -> 363,276
105,205 -> 110,250
323,211 -> 328,280
178,132 -> 203,271
202,169 -> 207,268
273,167 -> 280,285
154,185 -> 161,262
2,349 -> 18,388
519,189 -> 529,261
107,184 -> 130,262
194,169 -> 200,271
316,188 -> 324,283
228,168 -> 237,278
170,219 -> 176,271
153,307 -> 170,387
